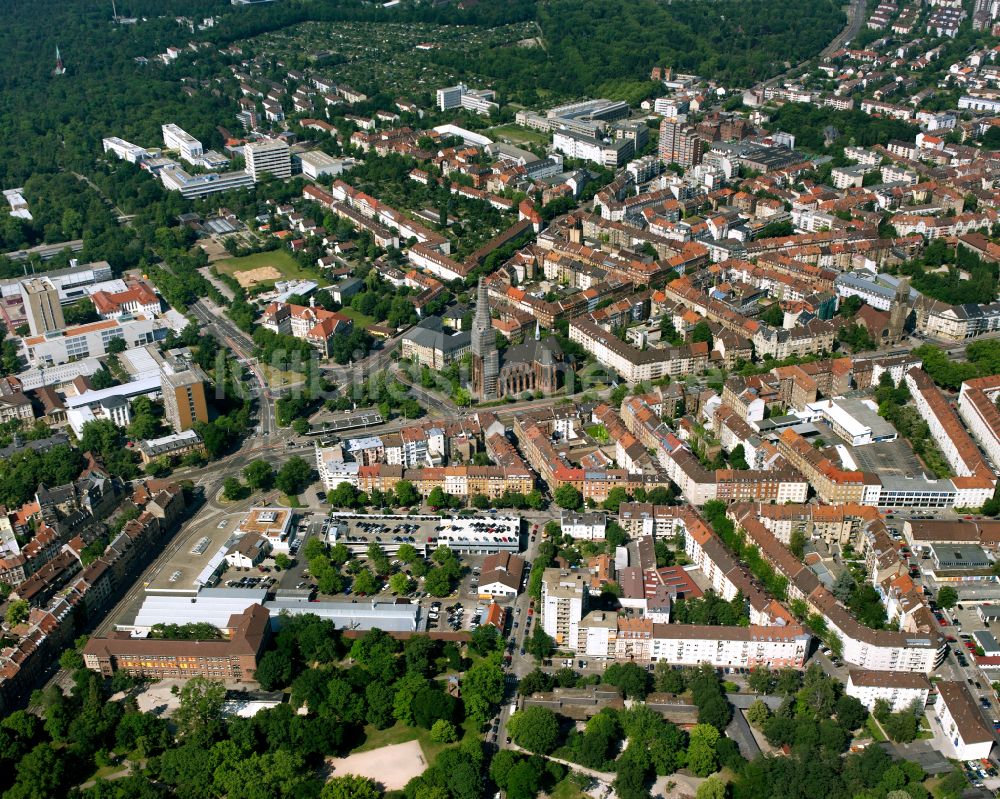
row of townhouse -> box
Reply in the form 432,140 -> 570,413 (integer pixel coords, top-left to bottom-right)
958,374 -> 1000,473
513,408 -> 674,503
0,482 -> 185,713
914,297 -> 1000,341
889,208 -> 998,238
354,464 -> 534,500
906,367 -> 997,507
729,505 -> 945,673
777,427 -> 964,509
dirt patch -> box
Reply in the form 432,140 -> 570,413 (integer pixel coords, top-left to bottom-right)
327,740 -> 428,790
235,265 -> 282,288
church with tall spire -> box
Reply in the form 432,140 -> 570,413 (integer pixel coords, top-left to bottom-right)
471,278 -> 499,401
470,277 -> 564,400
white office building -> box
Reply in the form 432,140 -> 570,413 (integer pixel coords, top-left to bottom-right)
160,165 -> 254,199
161,124 -> 204,163
245,138 -> 292,181
102,137 -> 151,164
22,316 -> 168,367
436,84 -> 498,115
298,151 -> 353,180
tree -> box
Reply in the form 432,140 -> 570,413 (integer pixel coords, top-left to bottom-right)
107,337 -> 127,354
222,477 -> 246,501
470,624 -> 502,656
390,572 -> 414,595
937,586 -> 958,610
687,724 -> 720,777
430,719 -> 458,743
276,456 -> 313,497
412,686 -> 457,729
394,480 -> 420,507
243,460 -> 274,491
730,444 -> 749,470
554,484 -> 583,510
524,625 -> 555,660
508,706 -> 560,754
397,543 -> 418,563
321,775 -> 383,799
424,567 -> 452,597
655,662 -> 687,694
462,655 -> 505,723
746,666 -> 773,695
352,568 -> 378,595
255,650 -> 293,691
173,677 -> 225,740
835,694 -> 867,731
5,600 -> 28,627
882,708 -> 919,743
691,320 -> 713,349
746,700 -> 770,728
696,775 -> 727,799
603,663 -> 649,699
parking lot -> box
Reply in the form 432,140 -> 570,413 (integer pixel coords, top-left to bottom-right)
329,514 -> 443,557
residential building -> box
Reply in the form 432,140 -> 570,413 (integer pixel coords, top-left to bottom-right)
846,669 -> 931,712
658,118 -> 705,167
542,568 -> 589,648
935,681 -> 995,760
160,365 -> 209,433
20,278 -> 64,335
561,511 -> 607,541
137,430 -> 206,465
259,301 -> 352,358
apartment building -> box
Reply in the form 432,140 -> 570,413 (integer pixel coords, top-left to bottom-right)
935,681 -> 995,760
552,130 -> 634,169
244,137 -> 292,181
20,278 -> 64,336
161,366 -> 210,433
560,511 -> 607,541
569,318 -> 708,384
916,298 -> 1000,342
541,568 -> 589,648
958,375 -> 1000,472
846,669 -> 931,712
907,368 -> 996,508
777,429 -> 877,505
83,604 -> 270,681
658,118 -> 705,167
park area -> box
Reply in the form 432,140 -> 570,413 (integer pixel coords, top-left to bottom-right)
215,250 -> 323,289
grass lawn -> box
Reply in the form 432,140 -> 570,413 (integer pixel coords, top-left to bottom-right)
259,362 -> 304,389
352,721 -> 472,766
279,493 -> 302,508
548,776 -> 589,799
337,306 -> 377,327
865,717 -> 888,742
216,250 -> 325,287
488,123 -> 551,147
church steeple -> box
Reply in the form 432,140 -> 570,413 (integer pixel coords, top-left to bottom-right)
471,277 -> 498,400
